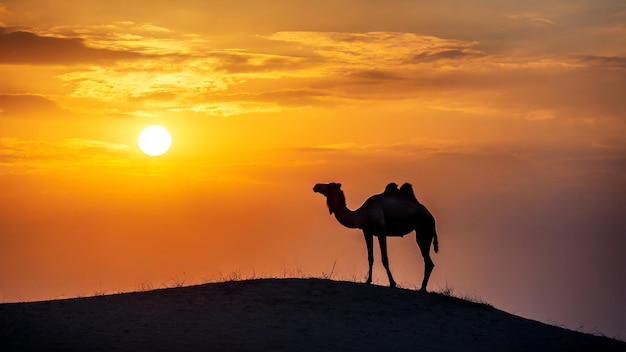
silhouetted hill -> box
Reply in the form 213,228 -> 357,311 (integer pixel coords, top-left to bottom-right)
0,278 -> 623,351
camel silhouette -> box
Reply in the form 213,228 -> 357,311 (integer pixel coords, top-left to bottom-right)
313,182 -> 439,291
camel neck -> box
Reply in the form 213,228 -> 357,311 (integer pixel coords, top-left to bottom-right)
330,194 -> 361,229
334,208 -> 361,229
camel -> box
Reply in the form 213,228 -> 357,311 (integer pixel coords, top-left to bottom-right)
313,182 -> 439,291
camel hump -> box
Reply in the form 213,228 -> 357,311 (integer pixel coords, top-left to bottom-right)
400,183 -> 419,203
384,182 -> 399,194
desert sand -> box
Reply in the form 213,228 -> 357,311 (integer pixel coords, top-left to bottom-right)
1,278 -> 624,351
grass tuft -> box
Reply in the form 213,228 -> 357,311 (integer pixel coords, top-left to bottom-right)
437,281 -> 492,307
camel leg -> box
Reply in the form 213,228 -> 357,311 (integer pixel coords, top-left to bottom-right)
417,234 -> 435,292
377,235 -> 397,288
363,232 -> 374,285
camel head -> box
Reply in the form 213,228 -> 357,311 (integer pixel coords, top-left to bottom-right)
313,182 -> 344,215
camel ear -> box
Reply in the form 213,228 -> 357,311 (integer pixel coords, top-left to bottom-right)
336,183 -> 341,188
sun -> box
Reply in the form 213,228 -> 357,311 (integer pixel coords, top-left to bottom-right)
138,125 -> 172,156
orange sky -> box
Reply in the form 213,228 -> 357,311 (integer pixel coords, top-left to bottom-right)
1,0 -> 625,339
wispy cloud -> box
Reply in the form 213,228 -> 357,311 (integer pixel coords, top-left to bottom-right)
290,137 -> 626,175
576,55 -> 626,69
167,101 -> 292,116
507,12 -> 555,27
266,31 -> 485,71
0,27 -> 145,64
0,138 -> 132,174
295,139 -> 477,159
2,17 -> 625,129
0,94 -> 64,117
39,21 -> 203,55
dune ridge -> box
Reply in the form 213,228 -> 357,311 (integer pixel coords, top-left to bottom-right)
1,278 -> 624,351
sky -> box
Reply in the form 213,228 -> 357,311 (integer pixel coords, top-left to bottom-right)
1,0 -> 625,339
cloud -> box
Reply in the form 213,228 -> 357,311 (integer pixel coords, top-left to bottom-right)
291,138 -> 626,177
0,137 -> 131,174
1,30 -> 534,117
41,22 -> 205,55
411,49 -> 485,63
167,101 -> 290,117
127,91 -> 178,103
294,139 -> 473,159
189,88 -> 349,109
576,55 -> 626,69
267,31 -> 484,70
4,24 -> 623,125
523,110 -> 556,121
259,32 -> 625,122
57,59 -> 233,102
209,51 -> 314,74
0,94 -> 64,117
345,70 -> 405,84
507,12 -> 555,27
0,27 -> 144,65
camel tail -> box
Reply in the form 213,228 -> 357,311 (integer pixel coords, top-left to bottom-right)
433,231 -> 439,253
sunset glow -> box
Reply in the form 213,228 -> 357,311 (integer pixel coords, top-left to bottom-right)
0,0 -> 624,340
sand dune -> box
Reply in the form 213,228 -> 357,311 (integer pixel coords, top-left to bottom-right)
0,278 -> 623,351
